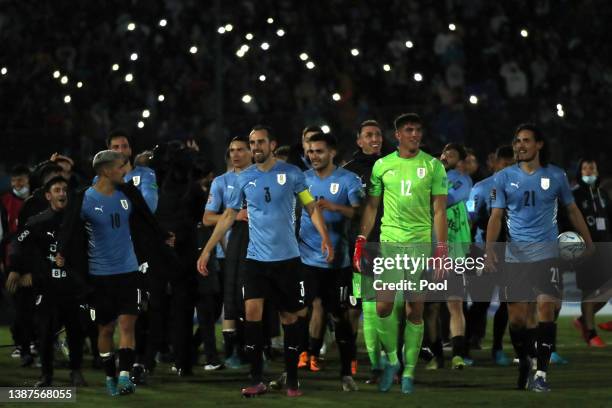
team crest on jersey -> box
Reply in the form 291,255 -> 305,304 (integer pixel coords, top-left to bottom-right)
417,167 -> 426,179
330,183 -> 340,195
120,199 -> 129,210
277,173 -> 286,185
132,175 -> 141,186
541,177 -> 550,190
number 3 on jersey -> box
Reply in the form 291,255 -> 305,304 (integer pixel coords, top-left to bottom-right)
400,179 -> 412,196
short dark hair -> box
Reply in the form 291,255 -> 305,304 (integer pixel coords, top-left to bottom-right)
43,176 -> 68,193
394,113 -> 422,131
10,164 -> 30,177
38,163 -> 64,185
274,145 -> 291,158
226,136 -> 250,158
443,143 -> 467,161
357,120 -> 382,137
302,125 -> 323,138
495,145 -> 514,160
106,129 -> 132,148
250,124 -> 276,142
465,147 -> 476,158
514,123 -> 549,166
308,133 -> 338,150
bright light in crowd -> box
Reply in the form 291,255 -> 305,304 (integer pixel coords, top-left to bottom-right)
142,109 -> 150,118
77,81 -> 83,88
127,22 -> 136,31
321,125 -> 330,134
469,95 -> 478,104
64,95 -> 71,104
112,64 -> 119,71
267,17 -> 274,24
245,33 -> 253,40
276,29 -> 285,37
259,75 -> 266,82
60,76 -> 68,85
383,64 -> 391,72
137,121 -> 144,128
405,40 -> 414,48
53,70 -> 60,79
1,67 -> 7,75
124,73 -> 133,82
224,24 -> 233,32
159,19 -> 167,27
521,29 -> 529,38
557,109 -> 565,117
242,94 -> 252,104
449,23 -> 456,31
556,103 -> 563,110
351,48 -> 360,56
130,53 -> 138,61
332,93 -> 341,101
158,94 -> 165,102
299,52 -> 309,61
306,61 -> 315,69
413,72 -> 423,81
190,46 -> 198,54
217,26 -> 225,34
260,42 -> 270,50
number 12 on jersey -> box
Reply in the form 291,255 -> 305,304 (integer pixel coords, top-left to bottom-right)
400,180 -> 412,196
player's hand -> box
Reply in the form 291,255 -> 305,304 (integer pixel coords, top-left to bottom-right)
197,251 -> 211,276
484,247 -> 498,273
165,231 -> 176,247
433,242 -> 449,281
55,253 -> 65,268
583,242 -> 596,258
19,273 -> 32,288
236,209 -> 249,222
353,235 -> 366,272
316,199 -> 336,212
322,236 -> 334,263
186,139 -> 200,152
5,271 -> 20,294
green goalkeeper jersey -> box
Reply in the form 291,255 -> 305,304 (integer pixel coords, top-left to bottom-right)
369,150 -> 447,243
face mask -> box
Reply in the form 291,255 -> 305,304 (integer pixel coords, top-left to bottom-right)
582,175 -> 597,185
13,186 -> 30,199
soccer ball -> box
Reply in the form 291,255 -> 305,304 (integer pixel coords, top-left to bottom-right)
558,231 -> 586,260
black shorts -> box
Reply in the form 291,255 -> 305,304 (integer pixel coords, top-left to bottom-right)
445,270 -> 467,300
90,272 -> 142,325
503,259 -> 562,302
243,257 -> 306,313
303,264 -> 352,315
223,221 -> 249,320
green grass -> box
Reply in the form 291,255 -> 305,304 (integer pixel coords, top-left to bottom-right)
1,316 -> 612,407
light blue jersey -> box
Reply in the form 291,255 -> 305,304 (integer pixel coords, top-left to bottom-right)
299,167 -> 363,268
125,166 -> 158,213
80,187 -> 139,276
205,171 -> 239,259
467,175 -> 496,243
227,161 -> 308,262
447,169 -> 472,207
491,164 -> 574,262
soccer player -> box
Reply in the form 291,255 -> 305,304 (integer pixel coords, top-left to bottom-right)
300,133 -> 363,390
9,176 -> 88,387
343,120 -> 385,381
287,125 -> 322,170
569,158 -> 612,346
486,124 -> 593,392
197,125 -> 333,398
203,137 -> 252,368
466,145 -> 515,366
355,113 -> 448,394
57,150 -> 173,397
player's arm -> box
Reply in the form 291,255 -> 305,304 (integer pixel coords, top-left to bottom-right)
203,177 -> 224,227
317,200 -> 359,219
197,207 -> 237,275
301,190 -> 334,263
484,208 -> 504,271
140,170 -> 159,213
202,210 -> 222,227
432,194 -> 448,243
359,195 -> 381,239
565,202 -> 594,253
447,178 -> 470,207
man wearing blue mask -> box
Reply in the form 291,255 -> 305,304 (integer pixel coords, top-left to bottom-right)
570,158 -> 612,347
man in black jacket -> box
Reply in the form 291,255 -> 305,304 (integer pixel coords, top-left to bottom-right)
570,158 -> 612,346
57,150 -> 175,397
9,176 -> 88,387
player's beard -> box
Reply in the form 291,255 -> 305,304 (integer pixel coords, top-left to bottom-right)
253,150 -> 270,163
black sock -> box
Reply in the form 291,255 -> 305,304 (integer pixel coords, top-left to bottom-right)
509,326 -> 528,362
117,348 -> 135,374
451,335 -> 465,358
297,316 -> 309,354
551,323 -> 557,352
351,331 -> 358,361
536,322 -> 555,373
283,322 -> 301,389
492,303 -> 508,352
431,337 -> 443,358
101,352 -> 116,378
334,319 -> 353,377
309,337 -> 324,358
223,330 -> 237,358
525,328 -> 537,359
244,321 -> 264,384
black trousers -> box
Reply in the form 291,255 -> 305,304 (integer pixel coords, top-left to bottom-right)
142,274 -> 172,370
35,295 -> 84,377
13,287 -> 36,354
171,276 -> 197,372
